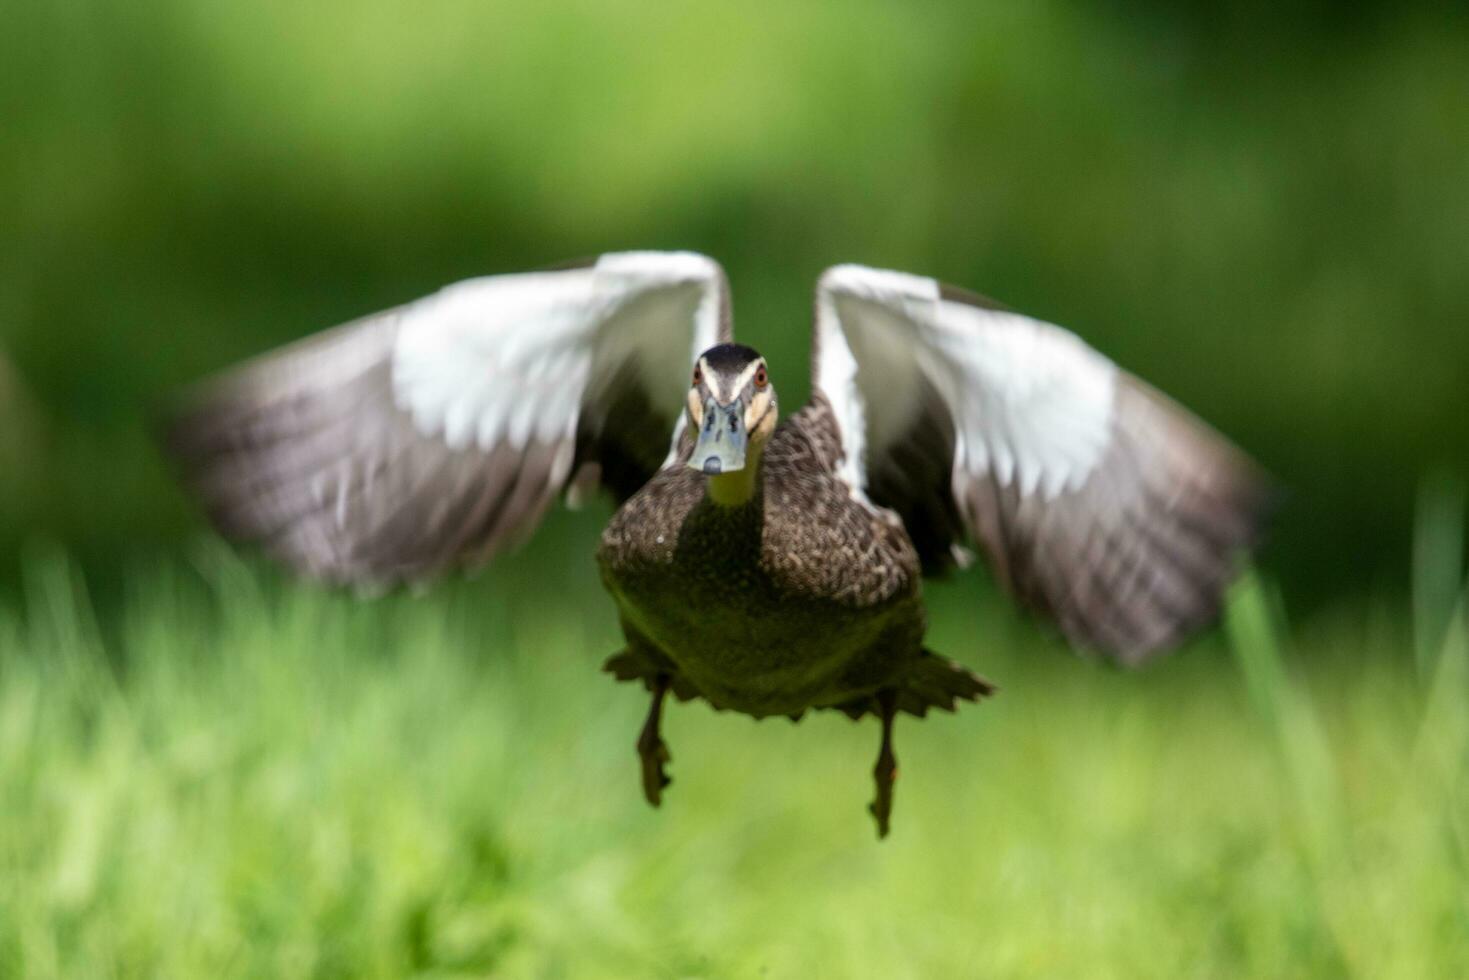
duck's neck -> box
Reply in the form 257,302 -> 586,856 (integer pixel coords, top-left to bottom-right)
706,456 -> 762,508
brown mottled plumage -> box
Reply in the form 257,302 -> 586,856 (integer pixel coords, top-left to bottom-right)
599,396 -> 991,721
164,251 -> 1273,839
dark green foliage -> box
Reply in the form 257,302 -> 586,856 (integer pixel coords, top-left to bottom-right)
1,1 -> 1466,606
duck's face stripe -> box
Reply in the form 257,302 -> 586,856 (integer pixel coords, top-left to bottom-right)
694,355 -> 766,406
721,358 -> 766,405
686,384 -> 705,430
745,385 -> 776,437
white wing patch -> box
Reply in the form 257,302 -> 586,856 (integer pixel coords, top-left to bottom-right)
393,270 -> 594,453
392,251 -> 724,475
934,303 -> 1116,499
169,250 -> 728,591
591,252 -> 726,465
815,264 -> 1117,502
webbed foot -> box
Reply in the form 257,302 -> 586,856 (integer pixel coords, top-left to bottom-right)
868,688 -> 899,839
637,674 -> 673,807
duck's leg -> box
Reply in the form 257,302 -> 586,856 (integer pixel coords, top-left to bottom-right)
868,688 -> 899,839
637,674 -> 673,807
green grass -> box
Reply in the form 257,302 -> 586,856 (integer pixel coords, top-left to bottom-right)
1,531 -> 1466,978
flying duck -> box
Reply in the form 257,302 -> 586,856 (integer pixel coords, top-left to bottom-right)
168,251 -> 1273,837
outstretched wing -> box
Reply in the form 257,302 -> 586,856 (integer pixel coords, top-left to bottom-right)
812,264 -> 1274,664
168,251 -> 729,587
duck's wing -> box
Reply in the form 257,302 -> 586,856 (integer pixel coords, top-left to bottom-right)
811,264 -> 1275,664
168,251 -> 729,588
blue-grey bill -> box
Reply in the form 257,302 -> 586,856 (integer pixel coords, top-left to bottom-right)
689,399 -> 748,475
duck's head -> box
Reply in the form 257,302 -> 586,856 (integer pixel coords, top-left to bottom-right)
686,344 -> 778,500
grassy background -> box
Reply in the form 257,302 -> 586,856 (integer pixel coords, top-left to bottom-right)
1,538 -> 1466,977
3,1 -> 1469,976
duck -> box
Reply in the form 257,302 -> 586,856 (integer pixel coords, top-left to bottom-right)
167,251 -> 1273,837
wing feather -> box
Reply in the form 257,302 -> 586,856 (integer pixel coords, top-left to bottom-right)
168,251 -> 729,588
812,264 -> 1274,663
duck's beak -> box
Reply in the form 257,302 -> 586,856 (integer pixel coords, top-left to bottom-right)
689,397 -> 748,475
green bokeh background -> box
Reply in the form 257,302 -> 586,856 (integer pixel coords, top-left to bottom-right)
2,1 -> 1467,602
4,5 -> 1469,976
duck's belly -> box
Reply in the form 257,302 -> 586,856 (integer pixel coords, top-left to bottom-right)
605,566 -> 924,717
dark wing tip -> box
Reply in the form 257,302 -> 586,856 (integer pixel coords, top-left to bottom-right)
966,380 -> 1282,668
1070,394 -> 1282,666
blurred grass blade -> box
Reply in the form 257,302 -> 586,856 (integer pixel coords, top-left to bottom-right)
21,543 -> 112,694
1225,570 -> 1292,724
1414,470 -> 1466,681
1225,572 -> 1340,821
1225,571 -> 1349,960
1414,590 -> 1469,778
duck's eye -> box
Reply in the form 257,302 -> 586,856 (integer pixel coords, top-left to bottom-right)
754,365 -> 768,388
692,366 -> 702,386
